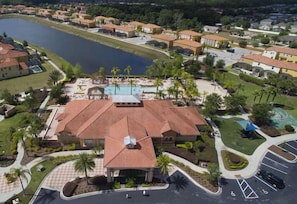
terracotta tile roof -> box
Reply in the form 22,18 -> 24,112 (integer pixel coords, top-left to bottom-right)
0,42 -> 14,54
102,24 -> 118,29
129,21 -> 145,26
0,58 -> 18,69
95,16 -> 106,20
242,54 -> 297,71
202,34 -> 228,41
0,49 -> 28,60
266,46 -> 297,56
19,62 -> 28,70
143,23 -> 161,29
179,30 -> 202,36
104,116 -> 156,168
56,100 -> 206,139
152,34 -> 176,41
174,39 -> 202,48
115,26 -> 134,32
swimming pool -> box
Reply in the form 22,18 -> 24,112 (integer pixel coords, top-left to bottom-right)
29,65 -> 43,73
104,85 -> 156,95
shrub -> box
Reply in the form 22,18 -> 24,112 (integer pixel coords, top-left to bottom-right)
113,181 -> 121,189
69,143 -> 76,150
63,181 -> 78,197
125,177 -> 136,188
4,173 -> 16,183
239,73 -> 265,86
239,40 -> 247,48
285,125 -> 295,133
142,183 -> 150,187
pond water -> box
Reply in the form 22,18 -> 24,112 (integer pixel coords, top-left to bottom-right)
0,18 -> 152,75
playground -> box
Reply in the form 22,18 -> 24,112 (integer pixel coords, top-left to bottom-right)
270,108 -> 297,129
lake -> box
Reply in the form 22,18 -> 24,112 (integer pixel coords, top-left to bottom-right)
0,18 -> 152,75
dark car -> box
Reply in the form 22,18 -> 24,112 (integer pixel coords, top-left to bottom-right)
257,170 -> 285,189
227,48 -> 235,53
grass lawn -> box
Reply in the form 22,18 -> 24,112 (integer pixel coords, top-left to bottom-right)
215,117 -> 266,155
7,155 -> 79,204
0,112 -> 28,155
220,72 -> 297,118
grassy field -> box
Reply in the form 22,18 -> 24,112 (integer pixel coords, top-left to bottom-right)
1,14 -> 167,61
216,117 -> 266,155
220,72 -> 297,118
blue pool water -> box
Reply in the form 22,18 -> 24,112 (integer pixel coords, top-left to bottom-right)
104,85 -> 156,95
30,65 -> 43,73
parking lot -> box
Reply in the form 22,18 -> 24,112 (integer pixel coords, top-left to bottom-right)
221,141 -> 297,203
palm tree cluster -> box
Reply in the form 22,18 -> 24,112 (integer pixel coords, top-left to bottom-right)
253,86 -> 281,104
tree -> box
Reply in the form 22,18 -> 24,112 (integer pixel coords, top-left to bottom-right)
185,78 -> 199,100
112,81 -> 120,95
203,55 -> 214,67
261,37 -> 270,45
238,40 -> 247,48
111,67 -> 120,80
193,140 -> 204,153
13,129 -> 29,157
235,18 -> 250,29
202,93 -> 223,119
74,153 -> 95,185
48,70 -> 61,86
0,88 -> 15,104
28,114 -> 43,139
124,65 -> 132,79
157,154 -> 171,175
252,104 -> 273,125
73,63 -> 83,78
224,94 -> 247,113
50,83 -> 64,101
154,77 -> 163,93
168,81 -> 183,102
215,59 -> 225,69
92,145 -> 103,157
23,94 -> 38,113
65,64 -> 74,80
258,88 -> 266,103
10,167 -> 30,195
252,90 -> 261,104
184,142 -> 192,152
204,163 -> 221,185
128,79 -> 134,95
22,40 -> 28,47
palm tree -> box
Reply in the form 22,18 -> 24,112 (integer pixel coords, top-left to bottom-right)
252,90 -> 261,104
185,78 -> 199,101
10,167 -> 30,195
271,87 -> 281,102
48,70 -> 61,86
74,153 -> 95,185
98,66 -> 106,83
128,79 -> 134,95
154,78 -> 163,98
235,83 -> 245,94
124,65 -> 132,79
157,90 -> 166,100
111,67 -> 120,81
13,129 -> 29,157
112,81 -> 120,95
157,154 -> 171,175
258,88 -> 266,103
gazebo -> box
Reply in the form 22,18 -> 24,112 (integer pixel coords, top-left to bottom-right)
236,120 -> 258,137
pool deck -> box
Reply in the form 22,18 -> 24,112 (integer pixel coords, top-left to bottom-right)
64,77 -> 227,103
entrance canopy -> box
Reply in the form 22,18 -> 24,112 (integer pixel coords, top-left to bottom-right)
236,120 -> 258,132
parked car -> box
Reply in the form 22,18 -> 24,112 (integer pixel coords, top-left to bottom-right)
257,170 -> 285,189
227,48 -> 235,53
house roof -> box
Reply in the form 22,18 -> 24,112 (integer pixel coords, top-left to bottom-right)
242,54 -> 297,71
143,23 -> 161,29
266,46 -> 297,56
151,34 -> 176,41
0,58 -> 18,69
104,116 -> 156,168
174,39 -> 202,48
129,21 -> 145,26
202,34 -> 228,41
179,30 -> 202,37
56,100 -> 206,139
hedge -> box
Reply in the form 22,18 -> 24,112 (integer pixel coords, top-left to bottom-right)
239,73 -> 265,87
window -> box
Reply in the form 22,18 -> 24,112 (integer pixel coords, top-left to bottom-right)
84,140 -> 93,147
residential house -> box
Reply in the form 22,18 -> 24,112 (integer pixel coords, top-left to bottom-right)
142,24 -> 162,34
263,46 -> 297,63
172,39 -> 202,55
290,23 -> 297,33
36,9 -> 52,18
52,10 -> 70,22
278,35 -> 297,46
0,104 -> 16,117
203,25 -> 220,33
71,13 -> 95,28
100,24 -> 135,37
178,30 -> 202,41
0,42 -> 29,80
55,97 -> 207,182
151,34 -> 176,49
162,29 -> 178,39
200,34 -> 229,49
127,21 -> 145,32
20,7 -> 37,15
238,54 -> 297,77
259,18 -> 274,30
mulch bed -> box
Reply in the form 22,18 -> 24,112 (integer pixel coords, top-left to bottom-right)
268,145 -> 296,161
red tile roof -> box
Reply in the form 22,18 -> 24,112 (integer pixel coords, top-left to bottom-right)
202,34 -> 228,41
242,54 -> 297,71
266,46 -> 297,56
56,100 -> 206,139
104,116 -> 156,168
152,34 -> 176,41
179,30 -> 202,36
143,23 -> 161,29
174,39 -> 202,48
0,58 -> 18,68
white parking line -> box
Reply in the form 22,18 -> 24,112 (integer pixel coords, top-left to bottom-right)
264,157 -> 288,168
262,163 -> 288,175
254,175 -> 278,191
236,178 -> 258,199
286,143 -> 297,151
